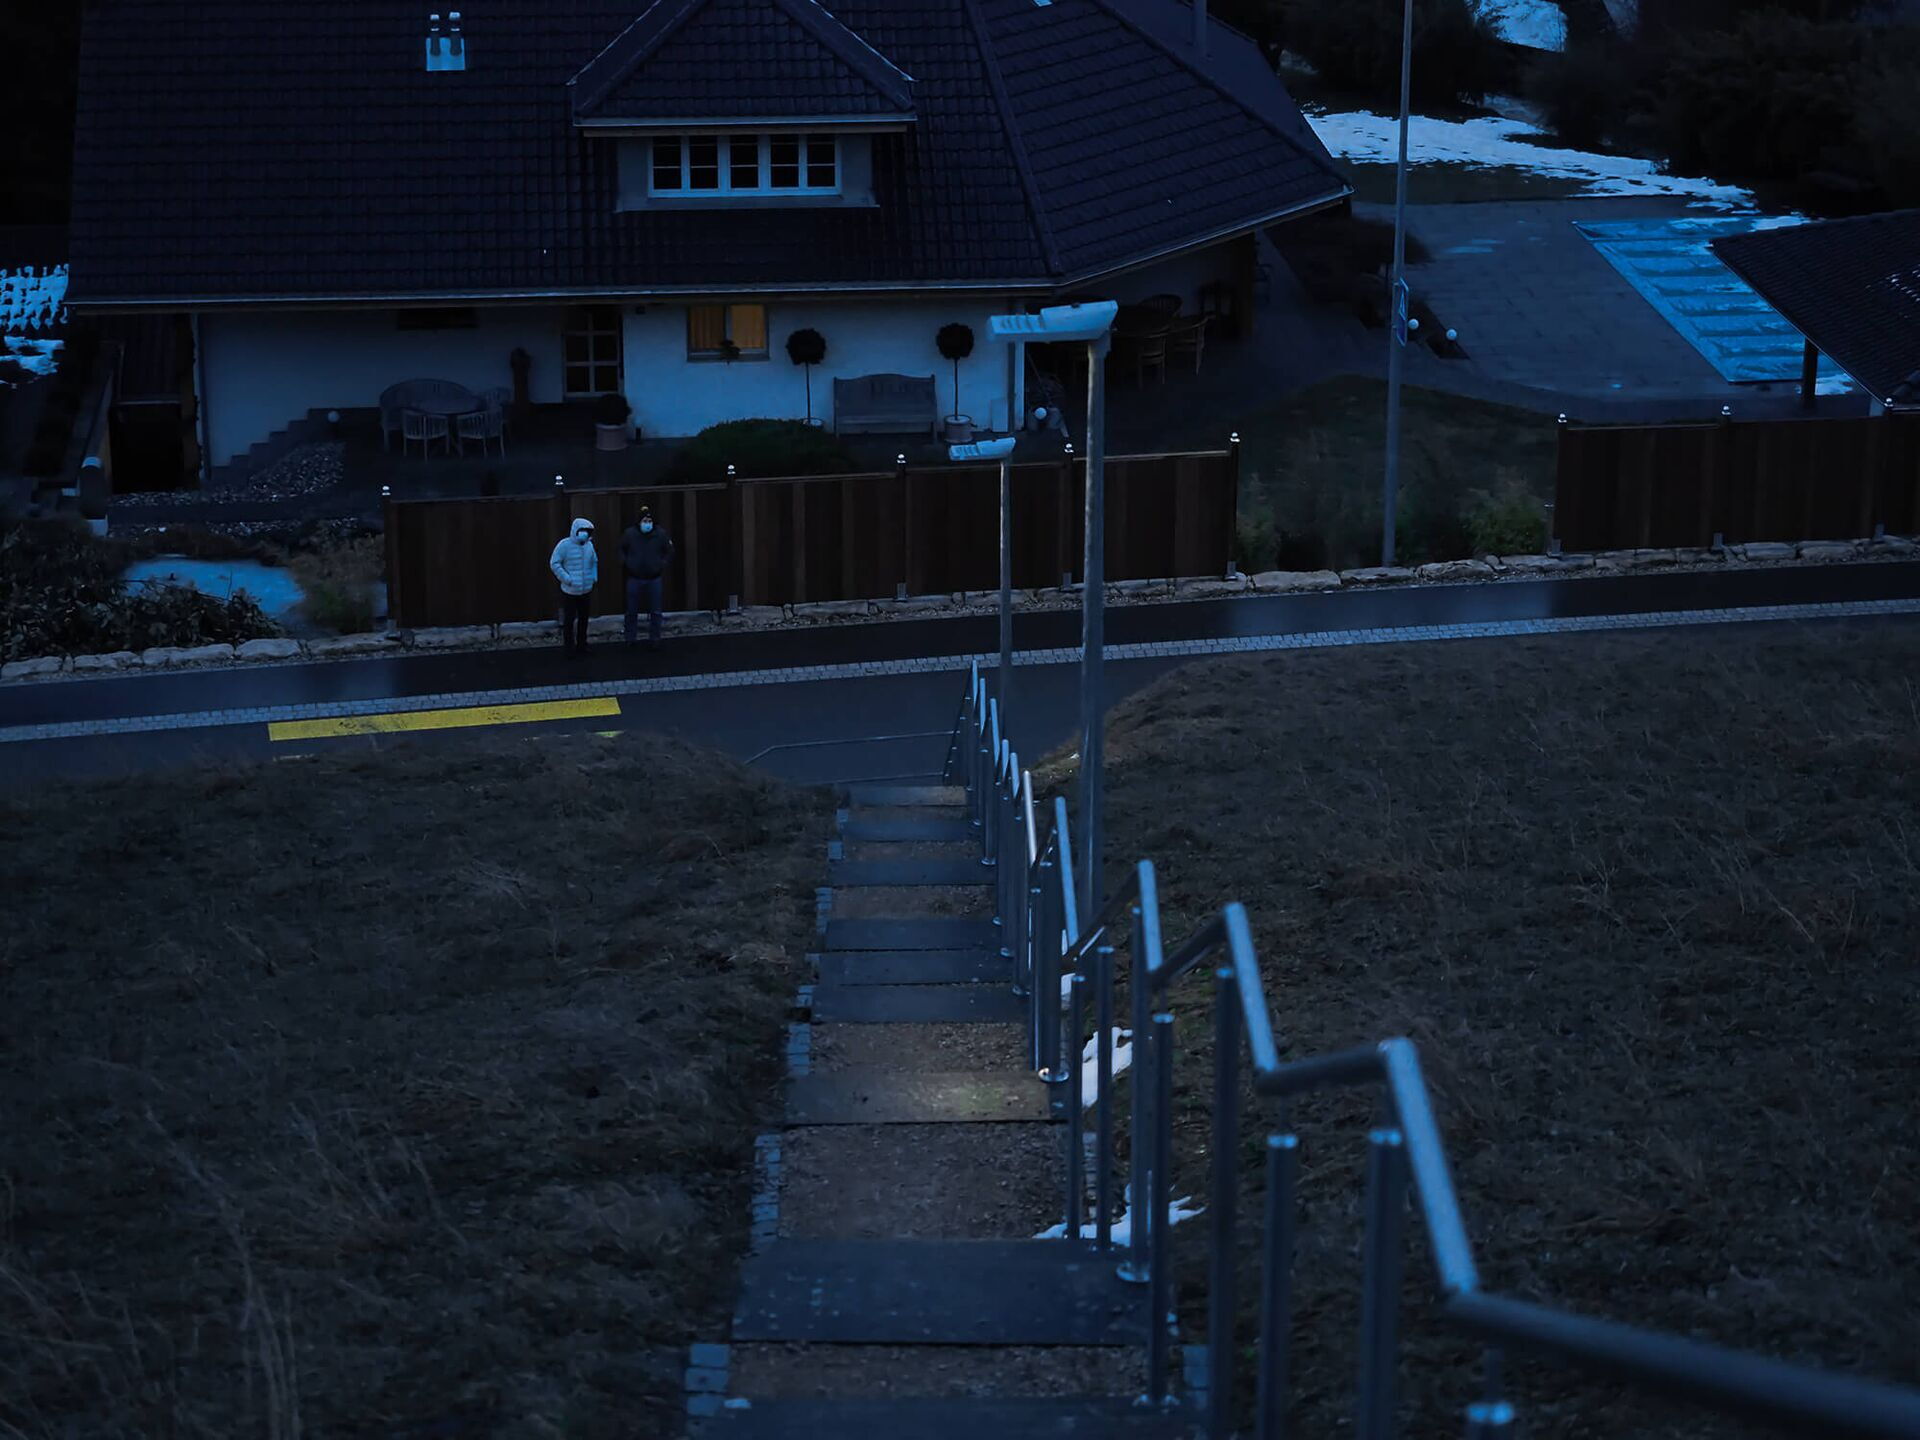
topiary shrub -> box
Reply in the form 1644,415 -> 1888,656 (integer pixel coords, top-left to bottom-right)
666,418 -> 858,483
1285,0 -> 1505,107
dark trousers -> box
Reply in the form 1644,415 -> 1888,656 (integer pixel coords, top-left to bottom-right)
561,591 -> 591,652
625,576 -> 663,644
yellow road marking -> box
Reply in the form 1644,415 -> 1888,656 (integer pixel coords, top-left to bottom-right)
269,697 -> 620,742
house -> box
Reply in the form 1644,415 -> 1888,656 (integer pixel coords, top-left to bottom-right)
1710,210 -> 1920,414
64,0 -> 1348,482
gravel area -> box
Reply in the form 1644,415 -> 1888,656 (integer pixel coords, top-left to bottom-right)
812,1023 -> 1026,1073
778,1123 -> 1061,1240
111,441 -> 345,507
729,1343 -> 1147,1399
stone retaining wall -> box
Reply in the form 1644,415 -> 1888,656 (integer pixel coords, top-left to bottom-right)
5,534 -> 1916,684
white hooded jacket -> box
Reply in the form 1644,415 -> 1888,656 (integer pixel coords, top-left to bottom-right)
549,519 -> 599,595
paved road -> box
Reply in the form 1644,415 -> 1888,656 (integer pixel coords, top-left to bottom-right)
6,561 -> 1919,790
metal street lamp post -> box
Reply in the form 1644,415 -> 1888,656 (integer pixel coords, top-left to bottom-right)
1382,0 -> 1415,568
988,301 -> 1119,913
947,434 -> 1020,714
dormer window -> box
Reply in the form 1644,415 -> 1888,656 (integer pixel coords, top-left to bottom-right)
649,134 -> 839,197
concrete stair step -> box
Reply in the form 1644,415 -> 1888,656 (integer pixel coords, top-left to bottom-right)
786,1068 -> 1060,1125
830,856 -> 990,887
822,917 -> 998,952
732,1239 -> 1146,1345
847,783 -> 968,808
815,948 -> 1006,986
700,1395 -> 1197,1438
841,812 -> 973,843
810,983 -> 1023,1024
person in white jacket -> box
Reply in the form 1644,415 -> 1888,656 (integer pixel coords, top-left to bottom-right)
549,518 -> 599,655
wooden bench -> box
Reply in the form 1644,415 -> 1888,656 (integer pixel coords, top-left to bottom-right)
833,373 -> 938,436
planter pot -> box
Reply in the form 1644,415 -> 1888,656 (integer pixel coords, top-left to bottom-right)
595,422 -> 628,452
803,416 -> 825,428
942,414 -> 975,444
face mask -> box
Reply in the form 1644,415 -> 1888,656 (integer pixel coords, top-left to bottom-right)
640,521 -> 654,533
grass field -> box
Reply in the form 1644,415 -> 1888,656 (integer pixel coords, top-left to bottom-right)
0,733 -> 829,1438
1045,620 -> 1919,1436
1233,376 -> 1559,571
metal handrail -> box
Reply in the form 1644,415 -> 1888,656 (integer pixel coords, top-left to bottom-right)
938,663 -> 1920,1440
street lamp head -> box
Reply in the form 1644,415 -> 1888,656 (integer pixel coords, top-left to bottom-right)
989,300 -> 1118,342
949,436 -> 1018,462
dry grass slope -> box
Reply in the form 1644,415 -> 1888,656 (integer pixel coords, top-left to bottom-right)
0,733 -> 829,1438
1049,620 -> 1920,1438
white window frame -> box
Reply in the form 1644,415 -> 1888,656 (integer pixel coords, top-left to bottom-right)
563,305 -> 624,399
649,133 -> 841,198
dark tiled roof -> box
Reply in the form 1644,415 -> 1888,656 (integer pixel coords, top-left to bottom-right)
68,0 -> 1347,305
1711,211 -> 1920,406
572,0 -> 915,121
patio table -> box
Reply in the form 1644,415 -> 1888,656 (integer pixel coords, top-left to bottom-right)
412,392 -> 482,456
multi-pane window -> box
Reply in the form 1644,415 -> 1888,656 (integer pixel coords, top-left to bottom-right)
686,304 -> 769,360
650,134 -> 839,196
563,305 -> 622,397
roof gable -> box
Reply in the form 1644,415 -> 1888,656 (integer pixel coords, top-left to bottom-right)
1711,210 -> 1920,406
571,0 -> 915,122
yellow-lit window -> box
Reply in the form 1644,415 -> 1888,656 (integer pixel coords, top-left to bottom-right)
687,303 -> 769,359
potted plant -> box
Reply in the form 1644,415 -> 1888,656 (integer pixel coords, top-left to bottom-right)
594,391 -> 632,451
786,327 -> 827,426
936,322 -> 974,443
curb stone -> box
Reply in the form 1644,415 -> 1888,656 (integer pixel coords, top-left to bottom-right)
6,533 -> 1917,685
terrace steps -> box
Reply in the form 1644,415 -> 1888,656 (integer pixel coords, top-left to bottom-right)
696,781 -> 1192,1434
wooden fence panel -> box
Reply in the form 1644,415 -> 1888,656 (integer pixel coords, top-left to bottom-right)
1557,414 -> 1919,552
386,448 -> 1240,628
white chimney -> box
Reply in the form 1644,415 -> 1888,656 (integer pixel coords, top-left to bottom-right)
1194,0 -> 1209,57
426,9 -> 467,71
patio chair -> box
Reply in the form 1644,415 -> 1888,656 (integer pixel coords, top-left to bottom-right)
481,386 -> 513,436
456,404 -> 505,458
401,408 -> 450,458
1167,314 -> 1212,374
1129,323 -> 1171,386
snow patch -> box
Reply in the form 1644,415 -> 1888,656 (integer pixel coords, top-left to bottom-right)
1078,1027 -> 1134,1108
0,265 -> 67,334
1307,109 -> 1755,205
1035,1189 -> 1204,1245
1,337 -> 62,381
1477,0 -> 1566,51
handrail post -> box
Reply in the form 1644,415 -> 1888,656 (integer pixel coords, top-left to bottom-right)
1255,1133 -> 1300,1440
1038,881 -> 1068,1082
1464,1349 -> 1516,1438
1119,899 -> 1152,1284
1357,1128 -> 1408,1440
1207,970 -> 1241,1440
1031,851 -> 1056,1074
1145,1010 -> 1176,1408
1094,941 -> 1116,1251
997,752 -> 1017,962
1065,972 -> 1086,1240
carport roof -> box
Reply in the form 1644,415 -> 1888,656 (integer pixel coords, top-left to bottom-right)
1710,210 -> 1920,407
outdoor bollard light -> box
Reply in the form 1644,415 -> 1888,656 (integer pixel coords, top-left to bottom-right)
380,485 -> 391,499
726,463 -> 736,478
990,299 -> 1119,911
554,474 -> 565,492
950,434 -> 1020,715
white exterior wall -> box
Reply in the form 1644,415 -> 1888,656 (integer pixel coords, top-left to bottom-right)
197,307 -> 569,467
622,297 -> 1016,438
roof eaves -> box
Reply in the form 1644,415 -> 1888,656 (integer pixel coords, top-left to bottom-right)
770,0 -> 918,109
1061,187 -> 1348,288
963,0 -> 1063,278
1086,0 -> 1348,192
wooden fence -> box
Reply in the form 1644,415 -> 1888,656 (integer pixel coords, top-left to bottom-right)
1554,413 -> 1920,552
384,448 -> 1238,629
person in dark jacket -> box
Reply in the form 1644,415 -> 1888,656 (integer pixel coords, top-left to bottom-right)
620,506 -> 676,649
